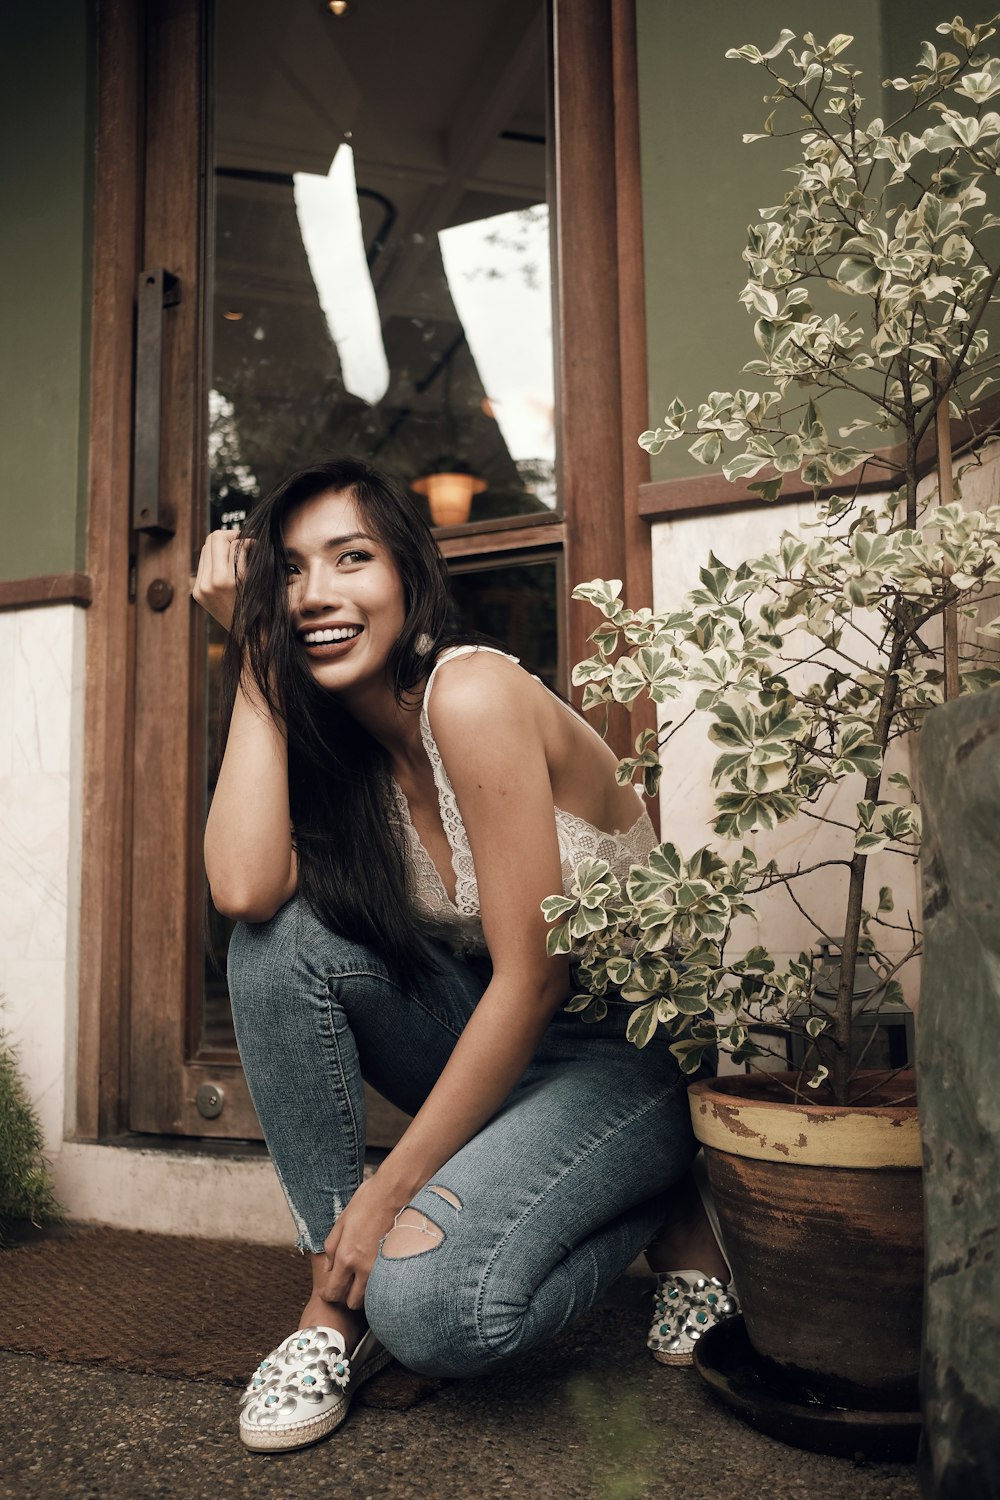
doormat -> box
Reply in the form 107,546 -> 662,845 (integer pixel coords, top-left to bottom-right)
0,1226 -> 437,1406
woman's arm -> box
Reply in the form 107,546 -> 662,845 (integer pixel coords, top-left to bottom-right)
322,655 -> 570,1305
193,530 -> 298,921
204,676 -> 298,920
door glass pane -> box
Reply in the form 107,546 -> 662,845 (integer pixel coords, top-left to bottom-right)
200,0 -> 556,1056
449,557 -> 560,692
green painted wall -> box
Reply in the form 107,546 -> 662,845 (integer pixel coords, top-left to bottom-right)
635,1 -> 979,482
0,1 -> 93,580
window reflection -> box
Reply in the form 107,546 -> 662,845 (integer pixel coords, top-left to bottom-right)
209,0 -> 554,529
293,144 -> 390,406
439,205 -> 555,510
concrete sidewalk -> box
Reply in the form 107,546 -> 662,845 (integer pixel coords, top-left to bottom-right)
0,1278 -> 920,1500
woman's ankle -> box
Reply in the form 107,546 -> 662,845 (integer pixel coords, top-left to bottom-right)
645,1177 -> 729,1282
298,1293 -> 367,1348
645,1227 -> 729,1282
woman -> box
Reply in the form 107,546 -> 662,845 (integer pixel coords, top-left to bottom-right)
193,459 -> 732,1454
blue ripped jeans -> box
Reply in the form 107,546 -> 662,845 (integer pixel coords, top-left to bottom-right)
227,897 -> 697,1379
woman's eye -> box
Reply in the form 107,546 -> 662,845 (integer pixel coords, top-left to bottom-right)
339,549 -> 371,565
285,562 -> 300,579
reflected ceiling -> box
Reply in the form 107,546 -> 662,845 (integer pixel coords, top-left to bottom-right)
210,0 -> 553,521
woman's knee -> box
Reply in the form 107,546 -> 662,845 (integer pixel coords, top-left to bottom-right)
227,900 -> 293,978
364,1190 -> 521,1378
365,1254 -> 484,1377
226,899 -> 378,1010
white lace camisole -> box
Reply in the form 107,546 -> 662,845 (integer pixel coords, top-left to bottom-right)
389,645 -> 657,957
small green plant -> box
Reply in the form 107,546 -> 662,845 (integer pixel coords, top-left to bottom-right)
0,1026 -> 61,1243
545,17 -> 1000,1105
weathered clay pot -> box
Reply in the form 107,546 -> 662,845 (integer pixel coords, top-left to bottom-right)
689,1070 -> 923,1409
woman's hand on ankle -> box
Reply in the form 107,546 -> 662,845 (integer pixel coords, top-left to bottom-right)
320,1176 -> 405,1310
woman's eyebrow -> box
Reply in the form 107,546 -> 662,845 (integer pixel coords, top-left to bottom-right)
325,531 -> 375,550
285,531 -> 376,561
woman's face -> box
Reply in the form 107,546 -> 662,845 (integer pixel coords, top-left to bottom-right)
282,488 -> 407,700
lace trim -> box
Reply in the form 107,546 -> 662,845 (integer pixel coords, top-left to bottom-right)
390,776 -> 485,955
553,804 -> 657,889
395,780 -> 656,925
389,778 -> 451,909
408,645 -> 658,931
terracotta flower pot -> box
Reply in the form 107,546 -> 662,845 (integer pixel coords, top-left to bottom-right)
688,1070 -> 923,1409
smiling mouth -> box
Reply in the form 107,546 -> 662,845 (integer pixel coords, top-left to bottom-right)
300,625 -> 363,645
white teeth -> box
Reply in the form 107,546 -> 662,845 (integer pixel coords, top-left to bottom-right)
302,626 -> 362,644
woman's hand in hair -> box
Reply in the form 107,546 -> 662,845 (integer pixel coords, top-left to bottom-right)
192,528 -> 250,632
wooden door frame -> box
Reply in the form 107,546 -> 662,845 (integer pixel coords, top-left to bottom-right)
74,0 -> 653,1140
75,0 -> 143,1140
554,0 -> 652,679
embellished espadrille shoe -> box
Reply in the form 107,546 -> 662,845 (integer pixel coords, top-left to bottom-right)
238,1324 -> 391,1452
646,1270 -> 741,1366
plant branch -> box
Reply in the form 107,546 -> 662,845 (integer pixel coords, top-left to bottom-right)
828,602 -> 910,1100
750,859 -> 853,891
775,877 -> 837,947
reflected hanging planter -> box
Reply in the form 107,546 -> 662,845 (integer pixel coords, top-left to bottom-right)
412,469 -> 487,527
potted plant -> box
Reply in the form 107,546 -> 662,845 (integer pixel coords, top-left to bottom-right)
543,17 -> 1000,1454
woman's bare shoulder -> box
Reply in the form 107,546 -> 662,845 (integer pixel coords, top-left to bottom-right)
427,649 -> 540,723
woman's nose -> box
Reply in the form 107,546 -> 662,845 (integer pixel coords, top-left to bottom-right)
297,562 -> 341,613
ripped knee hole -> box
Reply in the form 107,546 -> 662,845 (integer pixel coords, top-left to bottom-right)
427,1184 -> 462,1211
381,1208 -> 445,1259
380,1188 -> 462,1260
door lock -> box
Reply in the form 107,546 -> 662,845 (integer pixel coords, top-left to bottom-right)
146,578 -> 174,611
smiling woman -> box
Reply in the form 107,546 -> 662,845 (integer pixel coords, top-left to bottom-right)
196,459 -> 454,968
191,456 -> 712,1453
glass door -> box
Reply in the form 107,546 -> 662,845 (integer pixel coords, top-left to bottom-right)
130,0 -> 562,1140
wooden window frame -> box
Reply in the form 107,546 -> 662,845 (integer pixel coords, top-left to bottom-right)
635,395 -> 1000,522
74,0 -> 653,1140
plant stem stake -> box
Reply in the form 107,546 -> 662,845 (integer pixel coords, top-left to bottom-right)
936,360 -> 960,703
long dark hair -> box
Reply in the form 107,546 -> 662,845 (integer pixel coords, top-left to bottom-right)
220,458 -> 467,976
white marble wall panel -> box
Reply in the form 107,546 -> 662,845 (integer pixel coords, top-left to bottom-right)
0,614 -> 14,778
0,769 -> 72,960
12,604 -> 78,774
957,443 -> 1000,648
0,603 -> 84,1154
3,958 -> 67,1149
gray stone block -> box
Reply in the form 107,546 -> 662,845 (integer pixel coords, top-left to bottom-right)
917,685 -> 1000,1499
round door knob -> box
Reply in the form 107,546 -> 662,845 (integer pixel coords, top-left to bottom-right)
196,1083 -> 225,1119
147,578 -> 175,611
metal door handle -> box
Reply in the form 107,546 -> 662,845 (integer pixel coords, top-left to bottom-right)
132,267 -> 181,535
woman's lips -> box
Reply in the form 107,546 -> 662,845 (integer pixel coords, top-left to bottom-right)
300,627 -> 364,660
